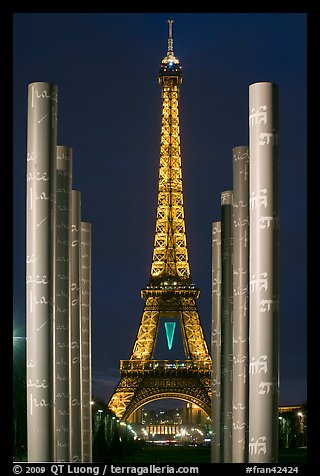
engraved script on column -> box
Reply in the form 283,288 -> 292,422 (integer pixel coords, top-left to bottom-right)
249,105 -> 267,127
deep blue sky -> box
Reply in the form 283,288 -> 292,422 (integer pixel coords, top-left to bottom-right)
13,13 -> 307,407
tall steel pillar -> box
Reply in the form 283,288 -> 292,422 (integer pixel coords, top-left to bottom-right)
248,82 -> 279,463
220,190 -> 233,463
26,82 -> 58,461
232,145 -> 249,462
54,146 -> 72,461
80,222 -> 92,462
211,221 -> 221,463
70,190 -> 82,462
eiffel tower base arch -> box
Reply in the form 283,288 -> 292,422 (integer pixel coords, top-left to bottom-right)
108,360 -> 212,421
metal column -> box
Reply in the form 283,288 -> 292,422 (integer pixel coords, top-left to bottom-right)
26,82 -> 58,461
232,146 -> 249,462
211,221 -> 221,463
220,190 -> 233,463
54,146 -> 72,461
248,82 -> 279,463
70,190 -> 82,462
80,222 -> 92,462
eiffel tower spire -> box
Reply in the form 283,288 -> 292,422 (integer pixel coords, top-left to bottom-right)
167,19 -> 174,55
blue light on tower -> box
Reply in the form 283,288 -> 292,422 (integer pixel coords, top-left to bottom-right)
164,322 -> 176,350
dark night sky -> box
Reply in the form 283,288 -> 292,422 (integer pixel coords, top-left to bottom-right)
13,12 -> 307,407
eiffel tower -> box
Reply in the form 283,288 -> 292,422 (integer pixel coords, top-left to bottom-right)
107,20 -> 212,420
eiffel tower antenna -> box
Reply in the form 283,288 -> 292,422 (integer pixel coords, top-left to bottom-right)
167,19 -> 174,54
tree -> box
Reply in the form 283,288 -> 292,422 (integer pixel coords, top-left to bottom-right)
92,420 -> 110,462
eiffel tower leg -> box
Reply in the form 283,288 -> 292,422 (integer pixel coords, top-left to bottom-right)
180,298 -> 211,361
131,299 -> 160,361
108,300 -> 160,418
108,372 -> 143,420
109,368 -> 212,422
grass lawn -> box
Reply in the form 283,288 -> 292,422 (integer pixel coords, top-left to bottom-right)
116,445 -> 307,464
13,445 -> 307,464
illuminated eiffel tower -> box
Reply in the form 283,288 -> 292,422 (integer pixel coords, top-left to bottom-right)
108,20 -> 212,420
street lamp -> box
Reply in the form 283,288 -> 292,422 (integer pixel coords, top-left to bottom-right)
296,411 -> 305,447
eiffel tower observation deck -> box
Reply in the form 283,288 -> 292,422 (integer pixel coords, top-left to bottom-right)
107,20 -> 212,420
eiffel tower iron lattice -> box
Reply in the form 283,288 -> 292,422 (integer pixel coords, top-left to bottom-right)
107,20 -> 212,420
